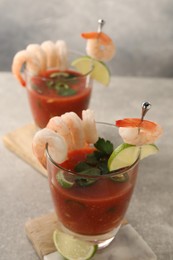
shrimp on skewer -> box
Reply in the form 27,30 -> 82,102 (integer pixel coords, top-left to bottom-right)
81,19 -> 115,61
41,41 -> 60,69
116,118 -> 163,146
32,128 -> 67,167
61,112 -> 85,149
82,109 -> 98,144
26,44 -> 47,74
81,31 -> 115,61
56,40 -> 69,70
46,116 -> 74,151
12,49 -> 41,87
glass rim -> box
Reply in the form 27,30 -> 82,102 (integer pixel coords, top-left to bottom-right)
24,50 -> 94,81
25,67 -> 94,81
46,122 -> 140,178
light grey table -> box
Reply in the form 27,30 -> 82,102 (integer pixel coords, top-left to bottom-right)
0,72 -> 173,260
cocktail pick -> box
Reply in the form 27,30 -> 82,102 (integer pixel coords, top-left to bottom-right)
141,101 -> 151,121
97,19 -> 105,33
138,101 -> 151,133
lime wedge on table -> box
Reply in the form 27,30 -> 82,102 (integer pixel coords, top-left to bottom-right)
71,56 -> 110,86
108,143 -> 159,171
53,229 -> 97,260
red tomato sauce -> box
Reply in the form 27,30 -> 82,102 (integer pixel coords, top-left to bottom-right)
26,69 -> 92,128
48,148 -> 138,236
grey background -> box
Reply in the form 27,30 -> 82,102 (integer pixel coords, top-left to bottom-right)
0,0 -> 173,77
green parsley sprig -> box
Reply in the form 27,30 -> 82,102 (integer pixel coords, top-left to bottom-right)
73,138 -> 114,187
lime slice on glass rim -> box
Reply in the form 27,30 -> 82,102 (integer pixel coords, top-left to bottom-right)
71,56 -> 110,86
108,143 -> 159,171
53,229 -> 97,260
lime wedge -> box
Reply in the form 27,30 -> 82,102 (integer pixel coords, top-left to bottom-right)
53,229 -> 97,260
108,143 -> 159,171
56,170 -> 74,189
71,56 -> 110,86
140,144 -> 159,159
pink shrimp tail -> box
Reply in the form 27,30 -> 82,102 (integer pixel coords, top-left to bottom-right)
115,118 -> 157,131
17,75 -> 26,87
81,32 -> 112,44
11,64 -> 26,87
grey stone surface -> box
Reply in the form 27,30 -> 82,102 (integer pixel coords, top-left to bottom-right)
0,73 -> 173,259
0,0 -> 173,77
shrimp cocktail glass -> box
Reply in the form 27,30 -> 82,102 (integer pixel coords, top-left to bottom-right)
46,121 -> 139,247
32,103 -> 162,259
12,44 -> 93,129
12,19 -> 115,128
24,50 -> 94,129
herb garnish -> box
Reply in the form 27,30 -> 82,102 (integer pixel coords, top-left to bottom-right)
94,138 -> 114,155
73,138 -> 113,186
73,137 -> 128,186
75,137 -> 113,175
57,137 -> 129,188
75,138 -> 113,176
46,72 -> 78,97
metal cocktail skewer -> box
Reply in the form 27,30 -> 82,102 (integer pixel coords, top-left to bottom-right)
141,101 -> 151,121
138,101 -> 151,133
97,19 -> 105,33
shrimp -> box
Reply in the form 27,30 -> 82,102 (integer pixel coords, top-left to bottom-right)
61,112 -> 85,149
82,109 -> 98,144
32,128 -> 67,167
56,40 -> 69,70
12,49 -> 41,86
41,41 -> 60,69
46,116 -> 74,151
116,118 -> 163,146
26,44 -> 47,74
81,32 -> 115,61
33,110 -> 98,167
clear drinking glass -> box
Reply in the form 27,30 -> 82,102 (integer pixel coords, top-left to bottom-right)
24,51 -> 93,128
46,122 -> 140,249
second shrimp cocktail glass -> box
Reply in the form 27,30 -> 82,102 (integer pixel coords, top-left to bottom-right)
12,20 -> 116,129
46,122 -> 140,248
25,51 -> 93,128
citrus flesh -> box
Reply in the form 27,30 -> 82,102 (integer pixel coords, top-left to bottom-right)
108,143 -> 159,171
71,56 -> 110,86
56,170 -> 74,189
53,229 -> 97,260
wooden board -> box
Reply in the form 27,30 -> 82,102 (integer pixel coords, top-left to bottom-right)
25,212 -> 128,260
25,212 -> 58,259
2,123 -> 47,177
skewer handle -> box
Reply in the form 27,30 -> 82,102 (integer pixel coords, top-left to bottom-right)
97,19 -> 105,33
141,101 -> 151,121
